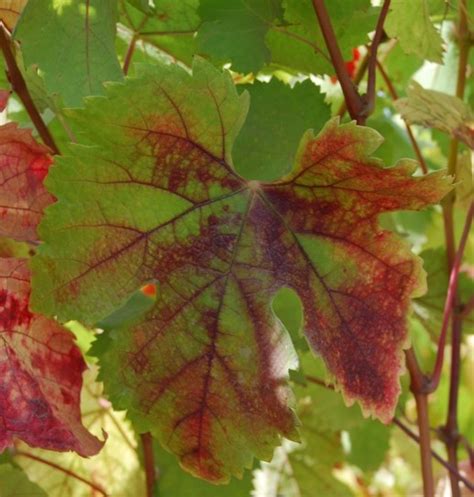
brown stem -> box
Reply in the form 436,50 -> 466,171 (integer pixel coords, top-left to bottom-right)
428,202 -> 473,391
406,348 -> 435,497
0,26 -> 59,154
442,2 -> 470,495
141,432 -> 156,497
14,450 -> 108,496
336,49 -> 370,118
123,35 -> 138,75
393,419 -> 474,491
365,0 -> 391,114
376,60 -> 429,174
311,0 -> 364,121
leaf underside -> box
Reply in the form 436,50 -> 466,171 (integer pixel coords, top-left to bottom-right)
32,59 -> 451,482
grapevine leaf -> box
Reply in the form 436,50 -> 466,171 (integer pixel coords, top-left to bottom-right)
253,397 -> 350,497
233,79 -> 330,181
32,59 -> 451,481
395,82 -> 474,149
0,123 -> 53,243
347,420 -> 391,471
385,0 -> 444,63
381,45 -> 423,92
14,0 -> 123,106
296,352 -> 368,432
0,0 -> 27,31
119,0 -> 200,67
14,368 -> 145,497
414,248 -> 474,333
266,0 -> 377,76
0,258 -> 103,456
0,464 -> 47,497
197,0 -> 282,73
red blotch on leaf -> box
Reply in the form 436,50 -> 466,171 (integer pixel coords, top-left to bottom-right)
140,283 -> 157,298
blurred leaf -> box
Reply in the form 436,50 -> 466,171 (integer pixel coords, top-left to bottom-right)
14,0 -> 123,106
0,464 -> 47,497
396,82 -> 474,148
253,394 -> 352,497
295,353 -> 367,432
266,0 -> 377,75
367,112 -> 415,165
234,79 -> 330,181
414,248 -> 474,333
197,0 -> 282,73
347,420 -> 391,472
455,150 -> 473,210
381,44 -> 423,93
385,0 -> 444,63
119,0 -> 199,67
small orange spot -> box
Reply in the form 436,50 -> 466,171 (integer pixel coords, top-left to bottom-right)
140,283 -> 157,298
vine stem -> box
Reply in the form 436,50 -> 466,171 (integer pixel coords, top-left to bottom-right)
141,432 -> 156,497
310,0 -> 364,121
405,348 -> 435,497
311,0 -> 390,123
428,202 -> 473,391
365,0 -> 391,114
441,1 -> 470,495
0,25 -> 59,154
14,450 -> 108,496
392,419 -> 474,491
123,35 -> 138,75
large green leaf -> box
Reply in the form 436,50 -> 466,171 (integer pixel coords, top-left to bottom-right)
14,0 -> 122,106
32,59 -> 450,481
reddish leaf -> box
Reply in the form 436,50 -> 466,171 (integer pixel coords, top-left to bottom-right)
0,123 -> 54,242
0,258 -> 103,456
32,61 -> 451,481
